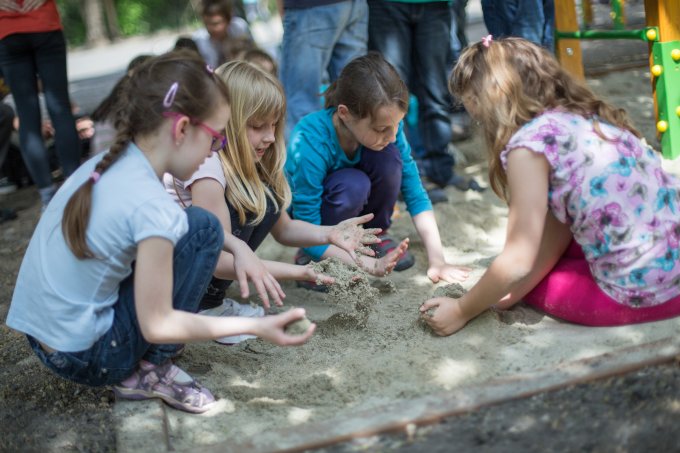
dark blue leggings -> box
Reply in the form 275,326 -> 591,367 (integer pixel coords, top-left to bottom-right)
321,143 -> 402,230
0,31 -> 80,189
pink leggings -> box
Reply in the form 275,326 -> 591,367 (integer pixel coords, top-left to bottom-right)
523,241 -> 680,326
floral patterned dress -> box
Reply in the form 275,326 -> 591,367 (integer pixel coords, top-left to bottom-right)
501,110 -> 680,308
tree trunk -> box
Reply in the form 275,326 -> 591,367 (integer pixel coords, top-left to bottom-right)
82,0 -> 108,46
102,0 -> 120,40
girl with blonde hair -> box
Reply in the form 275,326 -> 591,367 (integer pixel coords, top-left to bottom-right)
421,36 -> 680,335
165,60 -> 385,343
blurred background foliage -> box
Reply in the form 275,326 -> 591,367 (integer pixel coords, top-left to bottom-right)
57,0 -> 202,47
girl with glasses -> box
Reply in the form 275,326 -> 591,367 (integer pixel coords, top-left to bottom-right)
7,51 -> 315,414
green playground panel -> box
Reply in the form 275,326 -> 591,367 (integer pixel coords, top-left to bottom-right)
652,40 -> 680,159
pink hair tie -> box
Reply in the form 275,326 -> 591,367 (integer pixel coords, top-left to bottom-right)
481,34 -> 493,48
90,171 -> 101,183
206,64 -> 215,74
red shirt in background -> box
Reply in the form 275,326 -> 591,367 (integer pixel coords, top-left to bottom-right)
0,0 -> 62,40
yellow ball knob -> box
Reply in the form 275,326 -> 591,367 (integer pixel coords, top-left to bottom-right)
646,28 -> 657,41
651,65 -> 663,77
672,49 -> 680,62
676,106 -> 680,117
657,120 -> 668,133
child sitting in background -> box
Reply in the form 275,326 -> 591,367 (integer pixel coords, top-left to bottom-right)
164,60 -> 383,343
421,37 -> 680,335
7,51 -> 314,414
286,52 -> 470,287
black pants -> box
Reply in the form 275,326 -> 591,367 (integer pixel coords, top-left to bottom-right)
200,195 -> 281,310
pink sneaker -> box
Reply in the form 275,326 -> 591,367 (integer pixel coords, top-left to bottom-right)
113,360 -> 216,413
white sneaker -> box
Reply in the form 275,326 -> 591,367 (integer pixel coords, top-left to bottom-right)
198,298 -> 264,345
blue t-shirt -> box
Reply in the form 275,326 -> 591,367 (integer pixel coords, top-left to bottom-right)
7,143 -> 188,352
285,108 -> 431,259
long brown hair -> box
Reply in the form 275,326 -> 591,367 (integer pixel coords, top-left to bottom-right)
449,37 -> 641,200
214,60 -> 291,225
62,50 -> 230,259
324,52 -> 409,119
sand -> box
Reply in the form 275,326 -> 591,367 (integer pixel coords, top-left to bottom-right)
152,67 -> 680,450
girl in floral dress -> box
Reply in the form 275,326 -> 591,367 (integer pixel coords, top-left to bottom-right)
421,36 -> 680,335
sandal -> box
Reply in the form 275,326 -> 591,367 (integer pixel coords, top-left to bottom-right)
370,234 -> 415,272
113,360 -> 216,413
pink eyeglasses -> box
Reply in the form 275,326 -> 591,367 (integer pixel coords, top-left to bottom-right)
163,111 -> 227,152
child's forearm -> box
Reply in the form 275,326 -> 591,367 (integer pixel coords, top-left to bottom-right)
213,251 -> 312,282
272,219 -> 330,247
412,211 -> 446,264
458,251 -> 533,320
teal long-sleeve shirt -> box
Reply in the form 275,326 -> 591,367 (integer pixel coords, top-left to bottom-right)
285,108 -> 432,259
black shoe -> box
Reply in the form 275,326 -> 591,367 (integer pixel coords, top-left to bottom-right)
445,174 -> 486,192
426,187 -> 448,204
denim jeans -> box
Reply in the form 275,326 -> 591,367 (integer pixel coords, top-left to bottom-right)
367,0 -> 454,186
481,0 -> 555,51
0,31 -> 80,189
200,196 -> 282,310
280,0 -> 368,138
320,143 -> 402,230
27,207 -> 224,387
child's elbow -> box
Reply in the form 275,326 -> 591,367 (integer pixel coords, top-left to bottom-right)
497,252 -> 534,283
138,321 -> 169,344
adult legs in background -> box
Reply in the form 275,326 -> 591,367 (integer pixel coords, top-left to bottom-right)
0,31 -> 79,205
481,0 -> 553,49
523,241 -> 680,326
368,1 -> 457,188
280,0 -> 368,138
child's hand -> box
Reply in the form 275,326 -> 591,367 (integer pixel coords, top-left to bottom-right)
426,262 -> 471,284
358,238 -> 409,277
419,297 -> 469,336
328,213 -> 382,260
302,265 -> 335,286
231,241 -> 285,309
252,308 -> 316,346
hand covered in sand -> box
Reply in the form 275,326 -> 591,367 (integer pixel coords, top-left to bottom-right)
357,238 -> 409,277
419,297 -> 470,336
302,266 -> 335,286
327,213 -> 382,261
231,240 -> 285,309
427,262 -> 471,284
252,308 -> 316,345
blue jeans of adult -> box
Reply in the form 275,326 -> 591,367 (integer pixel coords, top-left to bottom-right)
481,0 -> 555,51
320,143 -> 402,230
280,0 -> 368,138
367,0 -> 454,187
0,30 -> 80,189
200,196 -> 282,311
27,207 -> 224,387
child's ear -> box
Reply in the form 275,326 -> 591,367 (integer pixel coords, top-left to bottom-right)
336,104 -> 351,122
172,115 -> 191,145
